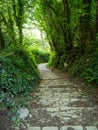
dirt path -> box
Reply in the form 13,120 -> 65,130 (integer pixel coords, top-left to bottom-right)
17,63 -> 98,130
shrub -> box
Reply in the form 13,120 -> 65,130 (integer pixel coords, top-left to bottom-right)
0,46 -> 40,126
48,52 -> 58,67
68,55 -> 87,76
0,56 -> 39,95
7,47 -> 40,79
31,48 -> 50,64
0,46 -> 40,111
82,51 -> 98,84
68,50 -> 98,85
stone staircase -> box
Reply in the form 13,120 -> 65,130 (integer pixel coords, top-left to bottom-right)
15,63 -> 98,130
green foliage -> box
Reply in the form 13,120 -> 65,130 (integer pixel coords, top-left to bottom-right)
23,37 -> 41,49
0,0 -> 98,112
34,0 -> 66,53
22,36 -> 50,64
0,0 -> 26,48
82,51 -> 98,84
48,52 -> 59,68
33,0 -> 98,72
0,46 -> 40,119
0,55 -> 39,96
7,46 -> 40,78
68,55 -> 86,76
68,50 -> 98,85
31,48 -> 50,64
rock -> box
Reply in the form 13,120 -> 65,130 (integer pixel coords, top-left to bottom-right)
14,127 -> 20,130
29,114 -> 32,118
64,62 -> 68,68
18,107 -> 29,120
67,127 -> 75,130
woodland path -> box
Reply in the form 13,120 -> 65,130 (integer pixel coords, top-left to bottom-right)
17,63 -> 98,130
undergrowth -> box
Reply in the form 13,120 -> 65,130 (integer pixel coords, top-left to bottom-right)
48,52 -> 59,68
31,48 -> 50,64
68,50 -> 98,85
0,46 -> 40,126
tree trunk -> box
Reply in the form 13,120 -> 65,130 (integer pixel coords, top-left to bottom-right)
7,4 -> 16,43
79,0 -> 92,50
62,0 -> 73,51
17,0 -> 24,44
95,0 -> 98,36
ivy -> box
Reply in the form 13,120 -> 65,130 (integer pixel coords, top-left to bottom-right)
0,58 -> 36,95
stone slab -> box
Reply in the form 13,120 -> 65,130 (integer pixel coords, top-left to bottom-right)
42,127 -> 58,130
60,126 -> 98,130
85,126 -> 98,130
28,127 -> 40,130
60,126 -> 83,130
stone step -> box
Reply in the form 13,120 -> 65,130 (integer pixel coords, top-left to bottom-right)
39,98 -> 89,105
35,92 -> 86,99
26,126 -> 98,130
31,105 -> 97,112
28,105 -> 97,126
38,100 -> 95,108
31,98 -> 96,108
37,87 -> 80,92
39,83 -> 77,87
46,106 -> 97,111
29,106 -> 98,126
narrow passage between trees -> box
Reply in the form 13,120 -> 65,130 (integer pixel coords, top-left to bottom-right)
16,63 -> 98,130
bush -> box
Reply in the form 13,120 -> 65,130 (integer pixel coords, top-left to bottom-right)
82,51 -> 98,84
48,52 -> 58,67
0,47 -> 40,109
48,52 -> 66,69
68,50 -> 98,85
0,45 -> 41,126
13,49 -> 39,77
31,48 -> 50,64
68,55 -> 87,75
0,58 -> 39,95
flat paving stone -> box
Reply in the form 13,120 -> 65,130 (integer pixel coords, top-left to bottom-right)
68,126 -> 83,130
85,126 -> 98,130
28,127 -> 41,130
14,127 -> 20,130
60,126 -> 83,130
60,126 -> 68,130
60,126 -> 98,130
42,127 -> 58,130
